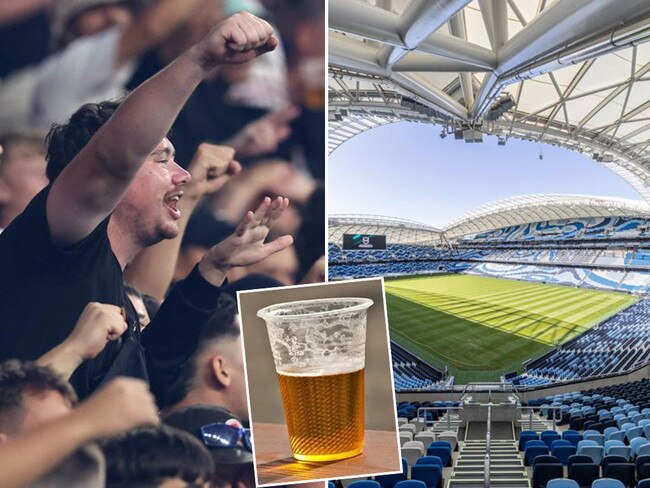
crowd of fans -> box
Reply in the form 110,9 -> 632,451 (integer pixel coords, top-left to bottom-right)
0,0 -> 324,486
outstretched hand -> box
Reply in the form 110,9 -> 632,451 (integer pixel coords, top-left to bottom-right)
198,196 -> 293,286
198,11 -> 278,69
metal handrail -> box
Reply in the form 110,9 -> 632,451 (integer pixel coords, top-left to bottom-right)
416,406 -> 464,430
458,383 -> 469,403
484,404 -> 491,488
517,406 -> 563,431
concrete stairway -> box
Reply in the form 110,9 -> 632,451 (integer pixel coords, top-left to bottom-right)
447,422 -> 530,488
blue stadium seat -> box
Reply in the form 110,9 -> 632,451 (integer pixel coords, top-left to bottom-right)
375,458 -> 407,488
411,465 -> 442,488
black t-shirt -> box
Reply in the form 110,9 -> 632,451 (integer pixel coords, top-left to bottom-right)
0,185 -> 144,398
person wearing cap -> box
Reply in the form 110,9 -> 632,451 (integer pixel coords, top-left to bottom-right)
29,0 -> 208,129
165,405 -> 254,487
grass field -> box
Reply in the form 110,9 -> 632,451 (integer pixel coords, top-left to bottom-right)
385,274 -> 637,383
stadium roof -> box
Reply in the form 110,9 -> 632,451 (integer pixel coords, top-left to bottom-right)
443,193 -> 650,238
329,195 -> 650,243
329,0 -> 650,200
328,214 -> 446,245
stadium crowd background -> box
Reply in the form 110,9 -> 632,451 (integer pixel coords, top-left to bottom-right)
0,0 -> 325,486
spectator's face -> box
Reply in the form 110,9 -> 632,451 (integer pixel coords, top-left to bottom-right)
127,291 -> 151,330
114,138 -> 191,246
0,143 -> 48,228
21,389 -> 73,433
70,4 -> 133,39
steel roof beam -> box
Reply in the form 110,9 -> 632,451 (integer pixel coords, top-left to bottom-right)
449,11 -> 475,109
471,0 -> 650,119
478,0 -> 508,51
329,0 -> 496,69
401,0 -> 473,49
329,32 -> 388,77
391,51 -> 489,72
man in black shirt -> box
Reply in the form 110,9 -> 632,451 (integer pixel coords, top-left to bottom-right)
0,11 -> 292,400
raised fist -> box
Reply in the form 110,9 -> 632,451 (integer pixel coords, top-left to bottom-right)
198,11 -> 278,68
186,143 -> 241,200
65,302 -> 128,362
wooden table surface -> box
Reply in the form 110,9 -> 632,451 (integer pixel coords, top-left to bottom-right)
254,423 -> 401,486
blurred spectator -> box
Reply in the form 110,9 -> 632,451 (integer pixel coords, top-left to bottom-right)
0,0 -> 51,78
294,183 -> 324,280
171,158 -> 318,285
0,130 -> 48,230
163,294 -> 246,418
30,0 -> 208,129
124,281 -> 156,330
0,360 -> 76,440
102,425 -> 214,488
0,375 -> 159,488
126,0 -> 301,167
227,244 -> 298,285
260,0 -> 325,178
165,405 -> 254,487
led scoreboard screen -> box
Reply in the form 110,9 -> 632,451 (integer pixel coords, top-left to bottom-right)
342,234 -> 387,250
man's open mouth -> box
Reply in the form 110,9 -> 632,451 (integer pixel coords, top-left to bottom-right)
164,192 -> 183,219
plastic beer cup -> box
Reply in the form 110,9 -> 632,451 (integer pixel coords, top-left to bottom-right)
257,297 -> 373,462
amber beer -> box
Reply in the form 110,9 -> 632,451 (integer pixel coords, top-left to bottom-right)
277,367 -> 365,462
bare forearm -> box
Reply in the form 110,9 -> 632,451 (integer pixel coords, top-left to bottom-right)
0,415 -> 93,488
37,342 -> 83,380
125,195 -> 201,300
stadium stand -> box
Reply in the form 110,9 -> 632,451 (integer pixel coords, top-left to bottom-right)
512,300 -> 650,386
330,205 -> 650,387
391,342 -> 447,392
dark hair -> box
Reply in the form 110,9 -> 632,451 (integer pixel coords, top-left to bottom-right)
45,100 -> 121,181
0,360 -> 77,435
142,294 -> 161,321
102,425 -> 214,488
196,294 -> 240,346
163,295 -> 239,409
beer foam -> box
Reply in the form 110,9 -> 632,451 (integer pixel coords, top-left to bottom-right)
260,298 -> 371,374
277,362 -> 364,377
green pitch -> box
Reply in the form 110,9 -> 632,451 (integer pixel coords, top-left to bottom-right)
385,274 -> 637,383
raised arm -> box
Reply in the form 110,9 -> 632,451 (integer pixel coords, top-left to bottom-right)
46,12 -> 277,246
0,377 -> 158,488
